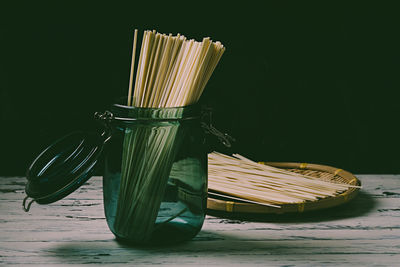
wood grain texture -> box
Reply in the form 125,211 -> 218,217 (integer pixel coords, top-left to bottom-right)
1,175 -> 399,266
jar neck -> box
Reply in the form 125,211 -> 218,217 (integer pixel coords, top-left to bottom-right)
110,97 -> 201,122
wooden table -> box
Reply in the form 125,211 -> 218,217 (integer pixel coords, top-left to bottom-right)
1,175 -> 399,266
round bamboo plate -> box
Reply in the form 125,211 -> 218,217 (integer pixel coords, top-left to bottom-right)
207,162 -> 361,214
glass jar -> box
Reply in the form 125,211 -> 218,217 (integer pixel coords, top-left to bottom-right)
101,101 -> 208,244
23,99 -> 208,245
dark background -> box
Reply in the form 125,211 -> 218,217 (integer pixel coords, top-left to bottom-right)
1,2 -> 399,175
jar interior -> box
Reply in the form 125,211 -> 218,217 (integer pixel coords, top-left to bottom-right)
102,102 -> 207,244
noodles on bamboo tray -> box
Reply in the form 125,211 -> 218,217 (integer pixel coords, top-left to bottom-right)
207,152 -> 361,214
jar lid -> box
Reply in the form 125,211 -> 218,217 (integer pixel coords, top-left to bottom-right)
24,131 -> 105,208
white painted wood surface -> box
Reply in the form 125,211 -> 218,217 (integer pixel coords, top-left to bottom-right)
1,175 -> 399,266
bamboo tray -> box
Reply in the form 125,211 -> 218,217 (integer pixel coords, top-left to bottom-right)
207,162 -> 361,214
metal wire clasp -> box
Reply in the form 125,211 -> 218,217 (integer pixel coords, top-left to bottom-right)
201,107 -> 235,148
94,111 -> 114,143
23,196 -> 34,212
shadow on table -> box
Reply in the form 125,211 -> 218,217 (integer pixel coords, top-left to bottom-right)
50,235 -> 351,264
206,191 -> 376,223
48,192 -> 377,263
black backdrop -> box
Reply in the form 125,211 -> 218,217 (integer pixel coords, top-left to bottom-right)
1,2 -> 399,175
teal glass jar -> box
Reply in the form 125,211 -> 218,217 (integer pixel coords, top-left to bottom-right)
101,101 -> 208,244
23,99 -> 208,245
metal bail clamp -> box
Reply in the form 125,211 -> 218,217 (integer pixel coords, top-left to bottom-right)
23,196 -> 35,212
201,107 -> 235,148
94,110 -> 114,143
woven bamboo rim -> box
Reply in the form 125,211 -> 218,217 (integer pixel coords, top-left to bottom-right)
207,162 -> 361,214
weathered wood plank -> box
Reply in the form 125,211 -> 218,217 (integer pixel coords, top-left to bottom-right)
1,240 -> 400,266
1,175 -> 400,266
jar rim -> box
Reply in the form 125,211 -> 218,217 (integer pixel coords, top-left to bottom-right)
112,97 -> 191,111
109,97 -> 201,122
